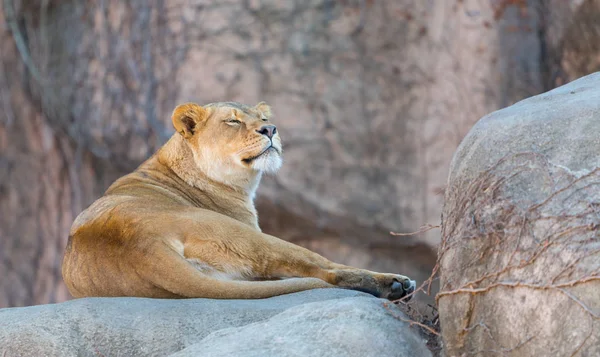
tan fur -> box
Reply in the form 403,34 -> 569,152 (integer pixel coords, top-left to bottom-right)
62,102 -> 415,300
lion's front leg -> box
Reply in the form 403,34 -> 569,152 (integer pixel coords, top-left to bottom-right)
221,229 -> 417,300
327,269 -> 416,301
273,252 -> 417,300
180,214 -> 416,300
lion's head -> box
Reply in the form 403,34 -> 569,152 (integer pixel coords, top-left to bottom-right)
170,101 -> 282,186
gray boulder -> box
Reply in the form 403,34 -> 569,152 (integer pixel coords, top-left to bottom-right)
439,72 -> 600,356
0,289 -> 431,357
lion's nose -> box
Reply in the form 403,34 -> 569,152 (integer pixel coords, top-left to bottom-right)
256,125 -> 277,139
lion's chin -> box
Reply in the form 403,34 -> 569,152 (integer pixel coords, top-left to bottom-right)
247,149 -> 282,174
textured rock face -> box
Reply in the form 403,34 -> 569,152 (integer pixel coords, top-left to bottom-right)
0,289 -> 431,357
5,0 -> 599,308
439,73 -> 600,356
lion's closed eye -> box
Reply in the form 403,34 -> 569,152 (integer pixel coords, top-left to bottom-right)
225,119 -> 241,125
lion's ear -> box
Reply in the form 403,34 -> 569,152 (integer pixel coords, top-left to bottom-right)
172,103 -> 207,139
254,101 -> 272,119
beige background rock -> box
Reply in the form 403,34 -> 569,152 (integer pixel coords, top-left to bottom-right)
1,0 -> 598,307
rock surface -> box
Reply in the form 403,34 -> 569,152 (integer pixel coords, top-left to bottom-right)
0,289 -> 431,357
439,72 -> 600,356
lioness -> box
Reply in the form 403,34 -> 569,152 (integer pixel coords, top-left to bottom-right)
62,101 -> 416,300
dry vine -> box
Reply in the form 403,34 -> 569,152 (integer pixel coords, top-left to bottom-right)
437,152 -> 600,356
388,224 -> 443,356
389,152 -> 600,356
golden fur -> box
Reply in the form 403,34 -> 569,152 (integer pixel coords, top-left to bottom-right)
62,101 -> 415,300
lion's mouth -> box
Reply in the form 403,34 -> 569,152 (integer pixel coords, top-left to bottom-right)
242,145 -> 279,164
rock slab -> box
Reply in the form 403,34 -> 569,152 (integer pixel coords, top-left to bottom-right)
0,289 -> 431,357
440,72 -> 600,356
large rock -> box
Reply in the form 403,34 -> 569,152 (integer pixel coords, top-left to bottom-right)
439,72 -> 600,356
0,289 -> 431,357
